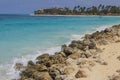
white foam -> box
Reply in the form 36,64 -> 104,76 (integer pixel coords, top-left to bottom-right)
0,46 -> 61,80
71,34 -> 84,40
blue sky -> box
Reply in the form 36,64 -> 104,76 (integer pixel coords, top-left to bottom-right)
0,0 -> 120,14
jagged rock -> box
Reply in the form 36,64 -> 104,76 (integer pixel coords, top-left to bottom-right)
33,72 -> 52,80
104,28 -> 112,33
28,60 -> 34,66
36,53 -> 50,61
61,44 -> 67,51
63,67 -> 75,75
14,63 -> 24,70
49,67 -> 62,80
20,68 -> 36,79
34,64 -> 47,71
62,47 -> 74,56
75,70 -> 87,78
69,40 -> 78,48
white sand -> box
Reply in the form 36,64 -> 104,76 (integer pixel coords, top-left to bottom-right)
80,42 -> 120,80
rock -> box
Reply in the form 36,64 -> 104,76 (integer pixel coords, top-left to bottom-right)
36,53 -> 49,61
98,39 -> 108,45
63,67 -> 75,75
84,34 -> 91,39
49,67 -> 61,80
62,47 -> 74,56
33,72 -> 52,80
69,41 -> 78,48
49,54 -> 66,64
24,78 -> 35,80
111,76 -> 120,80
28,60 -> 34,66
36,54 -> 51,67
68,53 -> 82,59
117,56 -> 120,61
104,28 -> 112,33
88,42 -> 96,49
61,44 -> 67,51
82,39 -> 91,46
34,64 -> 47,71
84,50 -> 92,58
75,70 -> 87,78
20,68 -> 36,78
14,63 -> 24,70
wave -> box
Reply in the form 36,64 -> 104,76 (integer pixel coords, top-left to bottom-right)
0,23 -> 119,80
0,46 -> 61,80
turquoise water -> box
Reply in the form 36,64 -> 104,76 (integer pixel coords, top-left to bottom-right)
0,15 -> 120,79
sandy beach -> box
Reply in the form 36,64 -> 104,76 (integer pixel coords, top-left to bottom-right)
69,42 -> 120,80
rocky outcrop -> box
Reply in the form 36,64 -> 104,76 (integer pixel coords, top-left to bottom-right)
15,24 -> 120,80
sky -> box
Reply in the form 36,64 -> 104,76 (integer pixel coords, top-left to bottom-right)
0,0 -> 120,14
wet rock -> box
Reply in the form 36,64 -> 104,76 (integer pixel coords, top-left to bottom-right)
14,63 -> 24,70
75,70 -> 87,78
28,60 -> 34,66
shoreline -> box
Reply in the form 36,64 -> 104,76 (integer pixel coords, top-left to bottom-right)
14,24 -> 120,80
29,14 -> 120,17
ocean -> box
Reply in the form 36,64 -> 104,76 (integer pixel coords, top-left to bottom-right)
0,14 -> 120,79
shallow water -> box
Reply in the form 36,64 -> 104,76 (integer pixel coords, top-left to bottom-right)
0,15 -> 120,79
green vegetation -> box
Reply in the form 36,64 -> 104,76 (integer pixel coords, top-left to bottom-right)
34,4 -> 120,15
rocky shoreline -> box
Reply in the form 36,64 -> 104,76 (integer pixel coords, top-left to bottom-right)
14,24 -> 120,80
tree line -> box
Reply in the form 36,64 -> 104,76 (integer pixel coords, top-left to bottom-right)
34,4 -> 120,15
